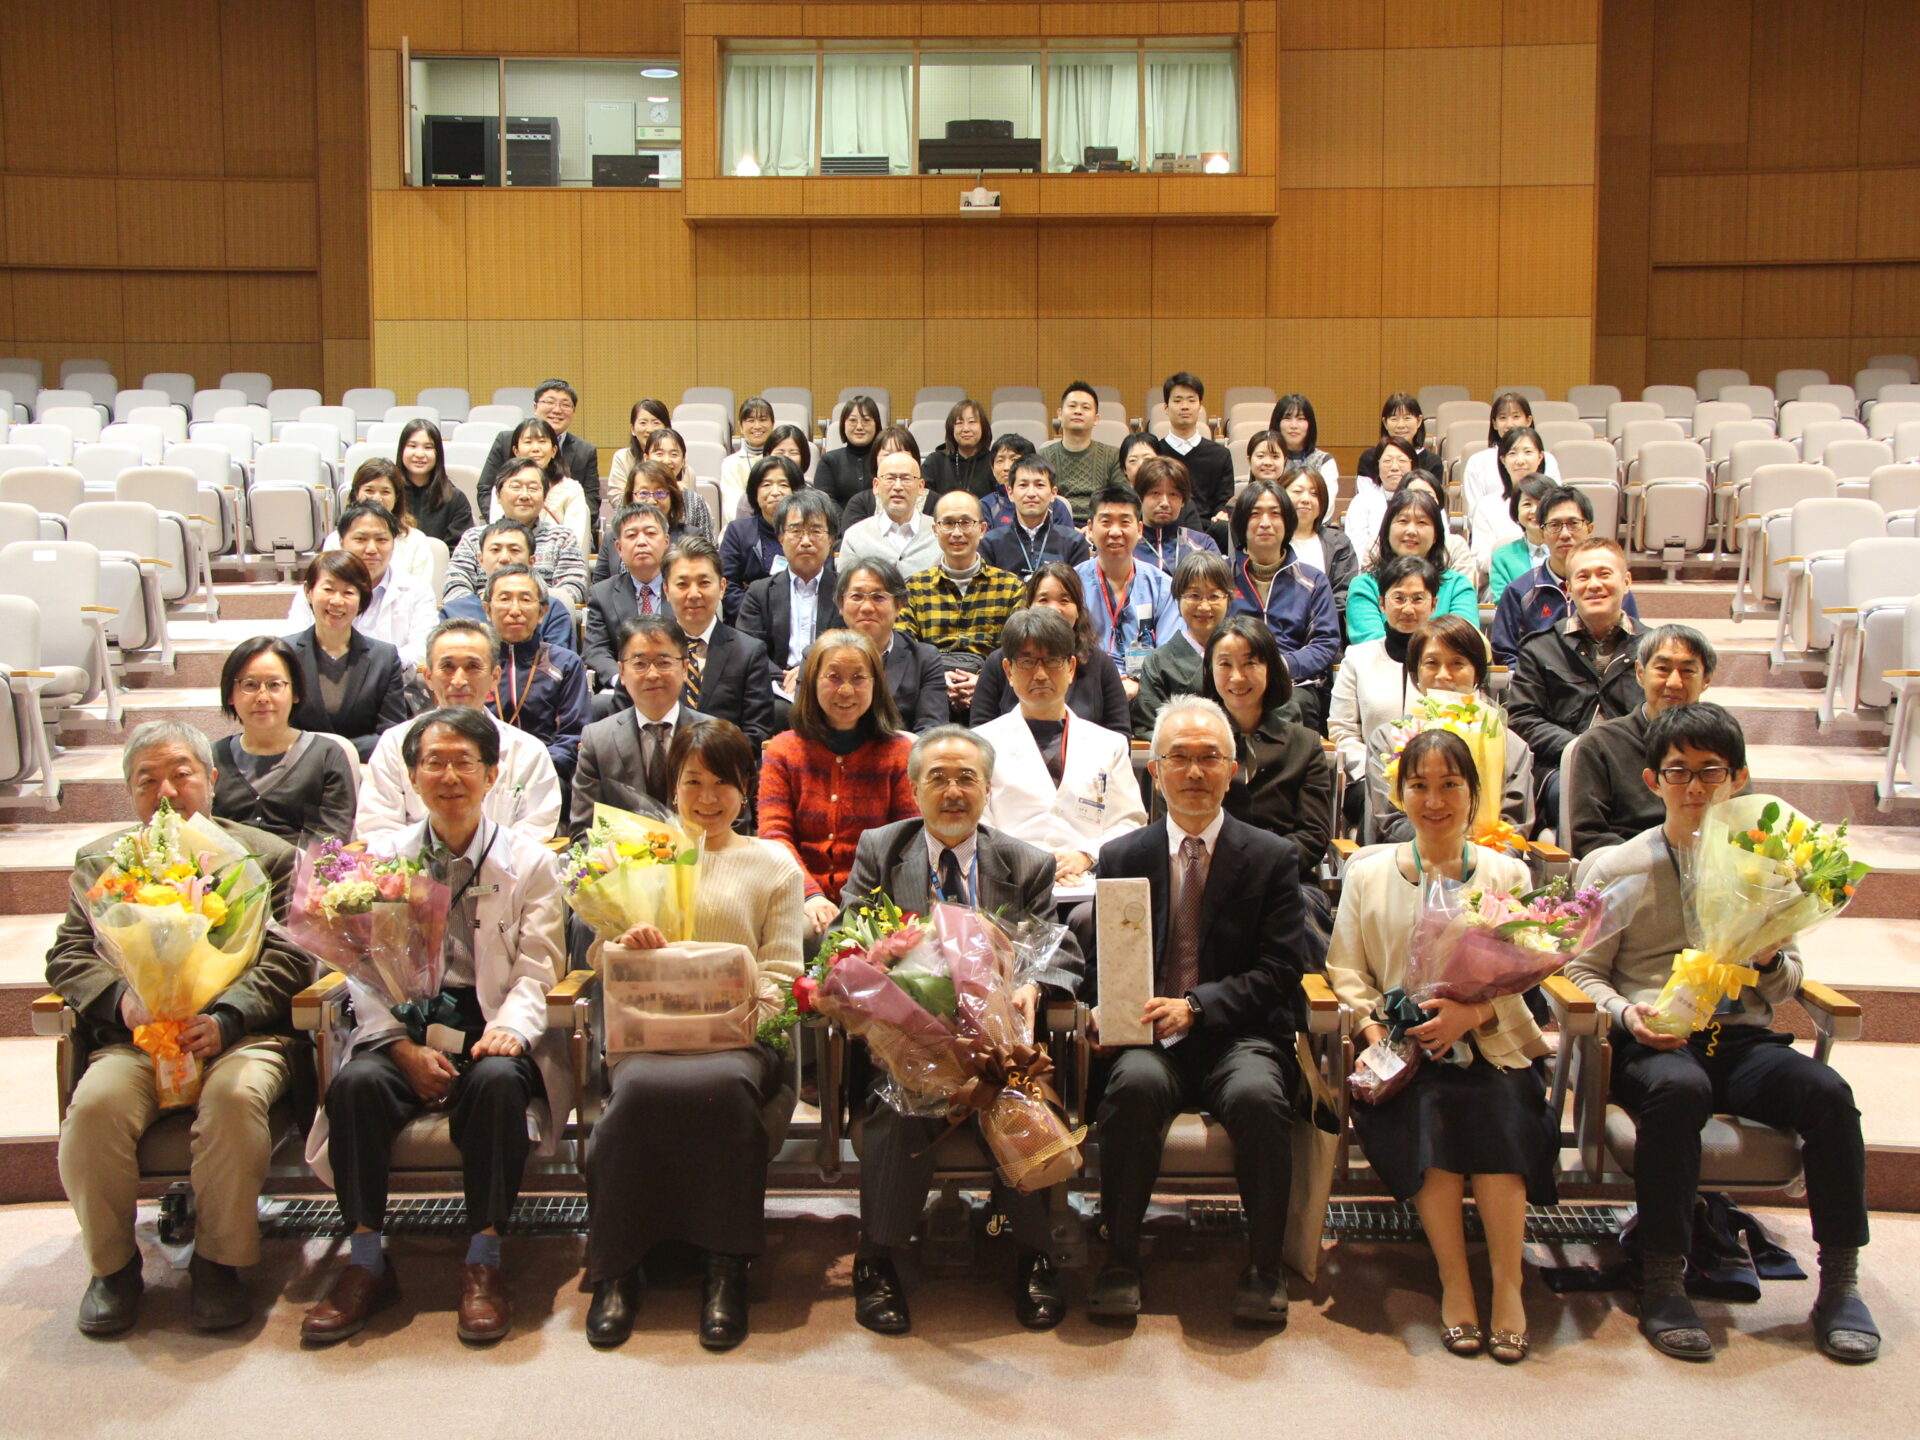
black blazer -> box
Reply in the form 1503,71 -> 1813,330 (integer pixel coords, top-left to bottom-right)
686,623 -> 774,745
286,627 -> 411,760
969,644 -> 1131,731
737,564 -> 842,674
478,427 -> 600,521
882,634 -> 949,733
1093,815 -> 1307,1036
568,703 -> 714,840
212,733 -> 359,846
581,573 -> 660,690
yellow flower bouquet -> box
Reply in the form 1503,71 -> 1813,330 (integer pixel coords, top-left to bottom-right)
562,801 -> 700,942
1381,692 -> 1524,850
72,802 -> 270,1108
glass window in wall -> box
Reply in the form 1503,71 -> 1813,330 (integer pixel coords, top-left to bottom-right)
411,57 -> 500,187
722,52 -> 817,176
820,52 -> 913,175
1145,47 -> 1238,173
917,51 -> 1041,173
502,59 -> 682,187
1045,49 -> 1139,173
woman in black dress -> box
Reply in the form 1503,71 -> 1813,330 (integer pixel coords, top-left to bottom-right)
1325,730 -> 1554,1363
394,418 -> 472,548
211,635 -> 358,844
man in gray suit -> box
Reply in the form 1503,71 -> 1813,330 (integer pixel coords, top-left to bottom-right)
837,725 -> 1084,1336
569,613 -> 712,840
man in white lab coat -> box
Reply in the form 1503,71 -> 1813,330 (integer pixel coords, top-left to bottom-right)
355,618 -> 563,843
977,606 -> 1147,885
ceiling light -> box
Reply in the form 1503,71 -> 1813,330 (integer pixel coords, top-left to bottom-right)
641,67 -> 678,79
648,95 -> 670,104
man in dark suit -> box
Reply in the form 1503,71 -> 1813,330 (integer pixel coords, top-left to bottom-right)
737,490 -> 843,723
569,615 -> 713,840
1083,693 -> 1305,1326
838,725 -> 1085,1336
476,379 -> 600,524
835,558 -> 948,733
583,503 -> 672,709
46,723 -> 311,1337
658,537 -> 775,746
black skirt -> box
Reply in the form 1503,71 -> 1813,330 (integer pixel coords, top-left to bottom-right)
584,1044 -> 793,1278
1351,1052 -> 1558,1206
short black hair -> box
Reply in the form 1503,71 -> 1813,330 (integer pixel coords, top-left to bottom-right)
1010,455 -> 1057,487
1171,549 -> 1231,598
765,423 -> 813,474
1377,552 -> 1441,598
747,454 -> 802,515
1643,701 -> 1747,774
402,705 -> 500,770
1089,484 -> 1142,519
1395,728 -> 1482,818
1269,393 -> 1319,453
1636,623 -> 1718,677
494,455 -> 550,495
836,555 -> 908,607
1511,473 -> 1558,525
774,488 -> 837,538
1000,605 -> 1077,662
737,395 -> 773,424
1163,372 -> 1204,403
992,432 -> 1037,464
479,517 -> 535,551
1230,479 -> 1298,554
664,534 -> 723,581
534,379 -> 578,406
1538,483 -> 1592,526
616,612 -> 689,660
611,503 -> 669,540
219,635 -> 305,720
1201,613 -> 1293,713
668,717 -> 756,795
338,500 -> 397,539
1061,380 -> 1099,408
483,560 -> 544,605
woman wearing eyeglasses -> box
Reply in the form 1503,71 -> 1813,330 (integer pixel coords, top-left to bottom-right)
211,634 -> 359,845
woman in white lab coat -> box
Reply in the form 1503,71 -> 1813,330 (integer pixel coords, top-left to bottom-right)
976,606 -> 1147,885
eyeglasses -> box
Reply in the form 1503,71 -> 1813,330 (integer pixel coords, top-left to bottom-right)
782,524 -> 830,539
1658,764 -> 1733,787
1010,655 -> 1070,675
622,656 -> 683,673
935,517 -> 982,532
633,490 -> 672,505
417,757 -> 485,776
843,589 -> 893,606
1157,750 -> 1232,773
1543,517 -> 1589,535
919,770 -> 984,790
236,679 -> 291,696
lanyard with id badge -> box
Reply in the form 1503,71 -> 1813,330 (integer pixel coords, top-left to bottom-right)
1100,571 -> 1157,677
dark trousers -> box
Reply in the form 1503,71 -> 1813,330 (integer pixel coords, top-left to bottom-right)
857,1077 -> 1051,1252
1609,1021 -> 1869,1257
327,1047 -> 544,1233
1094,1033 -> 1295,1268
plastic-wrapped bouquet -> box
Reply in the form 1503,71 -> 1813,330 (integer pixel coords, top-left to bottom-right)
1380,693 -> 1523,849
810,895 -> 1083,1193
73,802 -> 270,1108
287,841 -> 452,1048
1647,795 -> 1868,1036
562,801 -> 699,942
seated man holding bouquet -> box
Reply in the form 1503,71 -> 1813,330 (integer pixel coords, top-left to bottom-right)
46,722 -> 311,1336
836,725 -> 1085,1336
1568,702 -> 1876,1364
303,707 -> 570,1346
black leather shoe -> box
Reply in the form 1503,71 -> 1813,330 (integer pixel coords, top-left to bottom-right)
1014,1248 -> 1065,1331
77,1255 -> 144,1337
1232,1265 -> 1289,1327
852,1255 -> 910,1335
1087,1260 -> 1142,1317
586,1270 -> 642,1348
700,1253 -> 749,1352
188,1253 -> 252,1332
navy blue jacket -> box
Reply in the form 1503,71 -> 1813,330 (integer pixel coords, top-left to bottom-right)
489,636 -> 592,781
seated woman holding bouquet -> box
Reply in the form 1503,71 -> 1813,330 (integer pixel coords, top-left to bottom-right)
1326,728 -> 1556,1363
757,630 -> 917,938
211,635 -> 358,845
1363,616 -> 1533,846
1568,702 -> 1877,1364
583,719 -> 805,1352
302,707 -> 568,1347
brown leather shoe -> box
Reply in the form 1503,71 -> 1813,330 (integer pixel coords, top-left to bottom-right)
457,1262 -> 512,1343
301,1264 -> 398,1345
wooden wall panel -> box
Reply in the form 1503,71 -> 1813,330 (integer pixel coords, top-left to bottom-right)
1380,188 -> 1498,318
1036,227 -> 1152,319
918,5 -> 1040,38
1242,31 -> 1278,180
926,322 -> 1038,398
810,228 -> 924,318
1855,171 -> 1920,261
1495,318 -> 1592,398
1267,319 -> 1380,449
1150,226 -> 1265,318
811,318 -> 923,411
369,50 -> 404,192
1379,318 -> 1498,399
683,5 -> 805,38
374,319 -> 470,400
464,191 -> 582,319
1744,170 -> 1857,263
695,229 -> 809,319
695,319 -> 810,408
1745,0 -> 1862,171
1037,320 -> 1151,407
1860,0 -> 1920,168
122,274 -> 229,344
1275,1 -> 1384,50
0,274 -> 12,343
118,181 -> 226,270
1650,174 -> 1747,265
1742,266 -> 1854,339
580,319 -> 696,444
922,226 -> 1037,319
1594,333 -> 1647,396
9,272 -> 126,343
240,341 -> 324,389
112,0 -> 227,178
1504,0 -> 1599,46
463,0 -> 576,53
806,5 -> 920,38
1595,136 -> 1650,335
1499,186 -> 1594,317
371,188 -> 468,318
1645,338 -> 1735,387
1852,264 -> 1920,335
1383,0 -> 1499,48
1268,189 -> 1382,318
577,0 -> 682,53
226,182 -> 321,269
229,274 -> 322,342
580,192 -> 696,319
1040,5 -> 1158,37
1649,0 -> 1750,173
1502,46 -> 1595,186
1,2 -> 120,174
1381,48 -> 1499,187
368,0 -> 465,50
220,0 -> 320,179
467,320 -> 582,402
1740,336 -> 1852,384
5,179 -> 123,267
1148,320 -> 1268,399
1647,268 -> 1744,339
1278,50 -> 1384,190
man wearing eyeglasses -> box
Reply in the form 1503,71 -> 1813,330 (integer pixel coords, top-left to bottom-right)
900,490 -> 1025,718
568,614 -> 713,842
1508,535 -> 1647,824
1489,485 -> 1642,666
838,449 -> 940,578
1565,624 -> 1724,859
583,504 -> 673,706
1569,702 -> 1876,1365
1080,694 -> 1307,1326
737,490 -> 844,721
476,379 -> 600,530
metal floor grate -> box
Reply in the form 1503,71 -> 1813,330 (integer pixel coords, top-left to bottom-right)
258,1195 -> 591,1239
1195,1199 -> 1631,1244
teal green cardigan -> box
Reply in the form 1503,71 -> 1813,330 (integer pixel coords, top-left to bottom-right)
1346,567 -> 1479,643
1487,540 -> 1539,603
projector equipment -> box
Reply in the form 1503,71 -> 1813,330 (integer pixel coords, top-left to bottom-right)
592,154 -> 661,187
423,115 -> 499,187
505,116 -> 559,186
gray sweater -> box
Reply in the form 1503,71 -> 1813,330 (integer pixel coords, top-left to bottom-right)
1567,826 -> 1801,1029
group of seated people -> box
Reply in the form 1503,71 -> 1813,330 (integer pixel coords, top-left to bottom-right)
39,373 -> 1879,1369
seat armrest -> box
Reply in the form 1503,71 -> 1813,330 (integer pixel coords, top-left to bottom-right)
1798,979 -> 1864,1045
30,992 -> 75,1038
290,971 -> 346,1031
546,967 -> 598,1027
1529,839 -> 1572,878
1542,973 -> 1604,1035
1301,972 -> 1342,1036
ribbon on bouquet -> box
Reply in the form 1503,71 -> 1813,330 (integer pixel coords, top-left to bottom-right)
913,1034 -> 1072,1157
391,991 -> 476,1052
1645,950 -> 1764,1037
1378,986 -> 1471,1067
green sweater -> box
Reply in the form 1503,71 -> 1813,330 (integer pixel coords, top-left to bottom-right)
1345,567 -> 1479,643
1488,539 -> 1539,602
1039,439 -> 1123,521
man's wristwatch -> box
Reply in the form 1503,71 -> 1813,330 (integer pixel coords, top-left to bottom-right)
1185,995 -> 1202,1026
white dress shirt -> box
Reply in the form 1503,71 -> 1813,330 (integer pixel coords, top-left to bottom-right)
788,571 -> 822,667
924,827 -> 980,904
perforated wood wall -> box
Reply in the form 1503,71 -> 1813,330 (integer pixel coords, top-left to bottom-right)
0,0 -> 371,395
1597,0 -> 1920,391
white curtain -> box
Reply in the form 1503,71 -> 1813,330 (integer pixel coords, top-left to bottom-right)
1047,58 -> 1138,172
722,57 -> 815,176
821,57 -> 912,172
1146,55 -> 1238,165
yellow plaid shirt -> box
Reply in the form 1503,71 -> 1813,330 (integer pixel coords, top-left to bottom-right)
899,562 -> 1025,658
